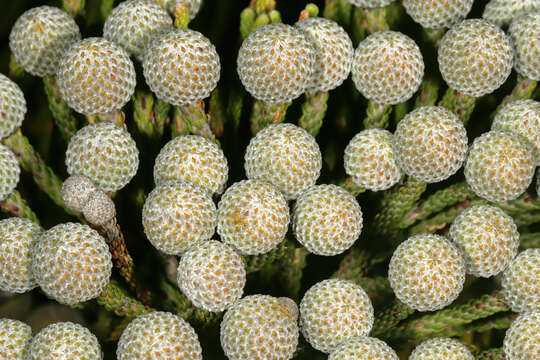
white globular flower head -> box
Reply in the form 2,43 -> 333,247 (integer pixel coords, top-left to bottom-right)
438,19 -> 513,97
388,234 -> 466,311
65,122 -> 139,193
352,31 -> 424,105
30,223 -> 112,305
403,0 -> 474,29
328,336 -> 399,360
501,248 -> 540,313
292,184 -> 363,256
83,190 -> 116,226
217,180 -> 289,255
9,6 -> 81,77
0,218 -> 41,293
56,37 -> 136,115
0,318 -> 32,359
393,106 -> 468,183
237,23 -> 315,104
117,312 -> 202,360
244,123 -> 322,200
220,295 -> 299,360
142,182 -> 216,255
464,130 -> 535,203
344,0 -> 396,9
61,175 -> 98,213
492,99 -> 540,165
27,322 -> 102,360
0,145 -> 20,202
143,28 -> 220,106
509,11 -> 540,82
483,0 -> 540,26
409,338 -> 475,360
0,73 -> 27,139
153,135 -> 228,195
503,311 -> 540,360
295,17 -> 353,93
449,205 -> 519,278
299,279 -> 374,353
177,240 -> 246,312
104,0 -> 173,62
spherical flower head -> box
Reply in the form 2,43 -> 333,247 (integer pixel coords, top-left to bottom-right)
504,311 -> 540,360
388,234 -> 466,311
65,122 -> 139,192
104,0 -> 173,62
328,336 -> 399,360
449,205 -> 519,278
9,6 -> 81,77
237,23 -> 315,104
56,37 -> 136,115
492,99 -> 540,165
117,312 -> 202,360
0,218 -> 42,293
30,223 -> 112,305
177,240 -> 246,312
293,184 -> 363,256
143,28 -> 220,106
438,19 -> 513,97
344,0 -> 396,9
409,338 -> 475,360
0,318 -> 32,358
244,123 -> 322,200
83,190 -> 116,226
501,248 -> 540,312
464,130 -> 535,202
352,30 -> 424,105
483,0 -> 539,26
509,11 -> 540,81
27,322 -> 102,360
217,179 -> 289,255
0,145 -> 20,202
0,73 -> 26,139
403,0 -> 474,29
153,135 -> 228,195
299,279 -> 374,353
142,182 -> 216,255
220,295 -> 299,360
295,17 -> 353,93
61,175 -> 98,213
158,0 -> 202,19
344,129 -> 402,191
393,106 -> 468,183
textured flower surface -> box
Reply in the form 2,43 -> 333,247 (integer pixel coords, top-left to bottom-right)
295,17 -> 353,93
0,318 -> 32,359
503,311 -> 540,360
345,0 -> 395,9
142,182 -> 216,255
0,218 -> 41,293
117,312 -> 202,360
409,338 -> 475,360
438,19 -> 513,97
217,179 -> 289,255
328,336 -> 399,360
344,129 -> 402,191
483,0 -> 540,26
65,122 -> 139,192
501,248 -> 540,313
143,28 -> 220,105
153,135 -> 228,194
9,6 -> 81,77
509,11 -> 540,81
61,175 -> 98,213
220,295 -> 299,360
403,0 -> 474,29
293,184 -> 363,256
245,123 -> 322,200
352,31 -> 424,105
0,73 -> 26,140
393,106 -> 468,183
300,279 -> 374,353
56,37 -> 136,115
388,234 -> 466,311
104,0 -> 172,62
464,130 -> 535,202
30,223 -> 112,305
237,23 -> 315,104
0,144 -> 20,202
